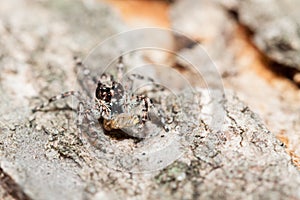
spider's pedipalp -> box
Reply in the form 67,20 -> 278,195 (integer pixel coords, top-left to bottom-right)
32,91 -> 81,113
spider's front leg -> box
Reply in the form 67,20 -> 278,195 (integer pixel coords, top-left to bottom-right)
135,95 -> 170,132
116,56 -> 125,83
76,101 -> 107,146
32,91 -> 82,113
77,102 -> 95,140
126,73 -> 165,96
74,57 -> 98,98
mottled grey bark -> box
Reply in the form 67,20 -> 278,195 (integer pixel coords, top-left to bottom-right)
0,0 -> 300,200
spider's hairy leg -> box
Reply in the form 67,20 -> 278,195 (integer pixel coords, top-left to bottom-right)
74,56 -> 96,81
128,73 -> 165,94
136,95 -> 170,132
76,102 -> 86,143
116,55 -> 125,83
76,102 -> 85,128
76,102 -> 101,146
74,56 -> 97,98
76,102 -> 97,130
32,91 -> 81,113
157,109 -> 170,132
136,95 -> 151,124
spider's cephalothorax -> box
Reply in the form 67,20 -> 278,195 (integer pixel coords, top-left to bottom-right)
32,56 -> 170,139
95,74 -> 125,116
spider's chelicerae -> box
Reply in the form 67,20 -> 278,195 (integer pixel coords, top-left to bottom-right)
33,56 -> 171,139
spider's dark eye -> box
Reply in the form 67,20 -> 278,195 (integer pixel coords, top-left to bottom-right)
95,82 -> 102,99
96,82 -> 112,102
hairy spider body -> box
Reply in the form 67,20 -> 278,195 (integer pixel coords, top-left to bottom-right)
33,56 -> 170,139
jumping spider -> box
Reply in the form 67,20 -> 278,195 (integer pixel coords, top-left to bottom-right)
33,56 -> 170,139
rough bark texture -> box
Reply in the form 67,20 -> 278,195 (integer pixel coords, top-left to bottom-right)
168,0 -> 300,170
0,0 -> 300,200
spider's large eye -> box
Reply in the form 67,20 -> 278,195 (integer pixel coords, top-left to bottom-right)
96,82 -> 112,102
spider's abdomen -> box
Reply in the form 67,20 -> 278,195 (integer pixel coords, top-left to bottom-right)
103,113 -> 140,131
